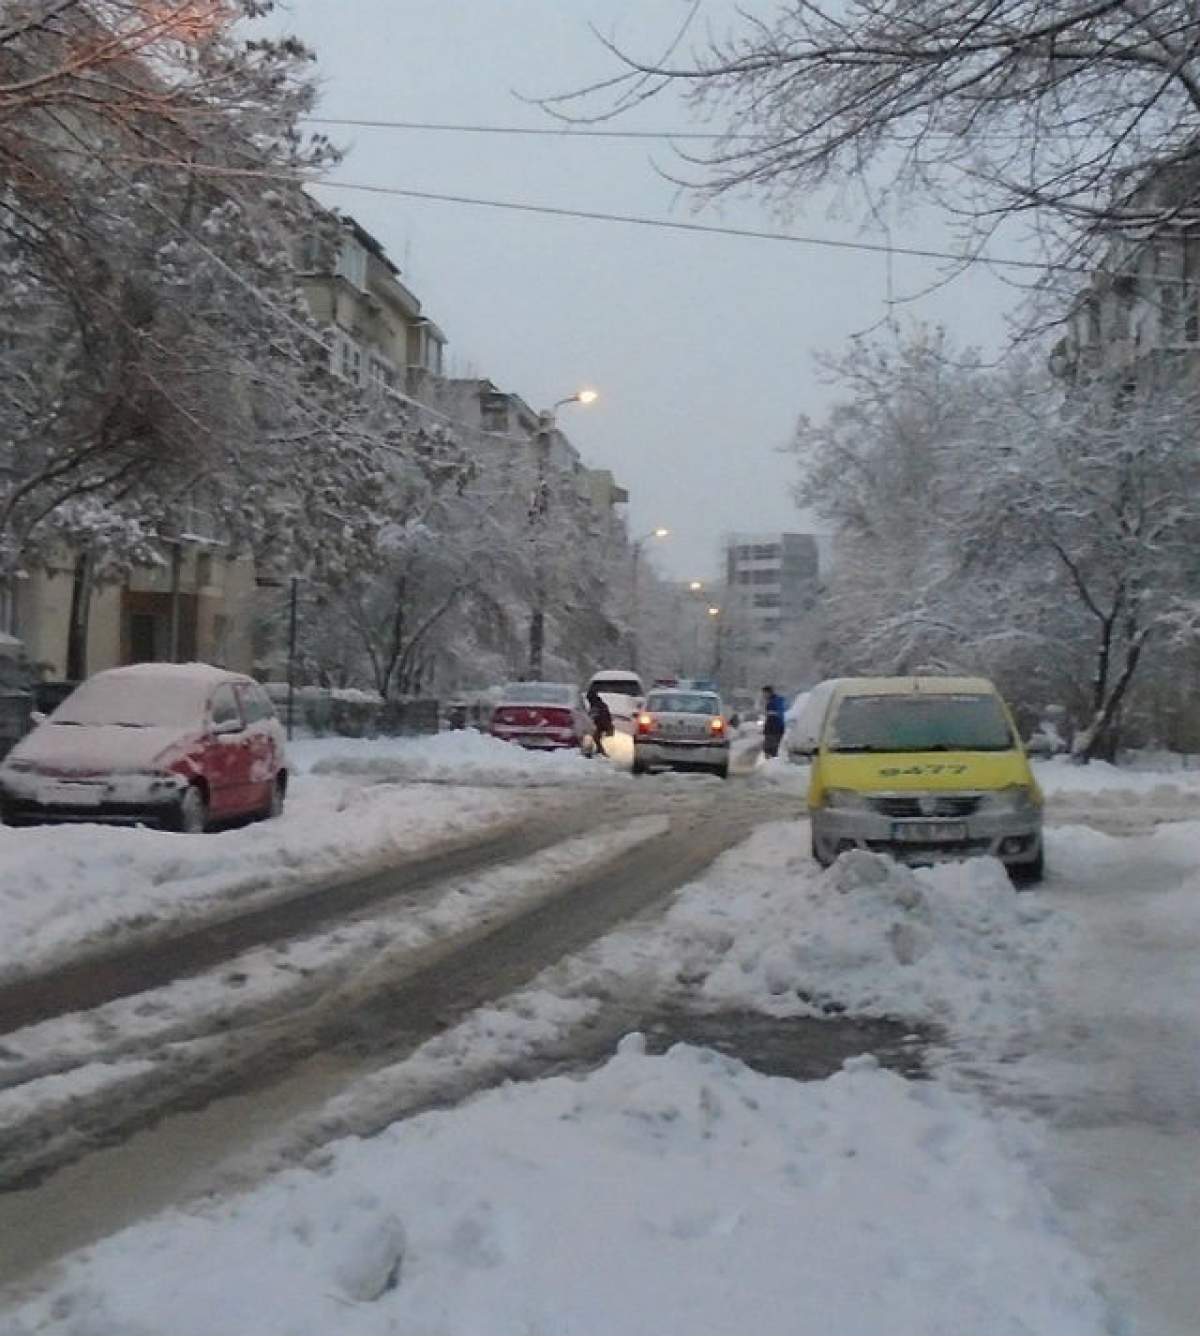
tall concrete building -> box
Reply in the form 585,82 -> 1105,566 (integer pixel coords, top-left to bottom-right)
720,532 -> 820,691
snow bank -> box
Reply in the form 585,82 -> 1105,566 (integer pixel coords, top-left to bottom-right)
0,775 -> 527,981
6,1042 -> 1112,1336
1035,755 -> 1200,812
586,824 -> 1068,1042
302,730 -> 629,787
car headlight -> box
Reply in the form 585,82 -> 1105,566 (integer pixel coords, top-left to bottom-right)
822,788 -> 872,811
977,785 -> 1040,813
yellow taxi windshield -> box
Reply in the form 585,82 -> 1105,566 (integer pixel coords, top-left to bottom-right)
828,693 -> 1015,753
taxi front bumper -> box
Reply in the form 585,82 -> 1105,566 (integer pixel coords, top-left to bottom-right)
811,803 -> 1042,867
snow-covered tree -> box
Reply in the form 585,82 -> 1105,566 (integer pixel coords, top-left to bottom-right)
797,326 -> 1200,758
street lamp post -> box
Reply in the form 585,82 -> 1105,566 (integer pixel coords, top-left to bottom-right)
528,389 -> 597,679
708,604 -> 722,682
630,526 -> 670,673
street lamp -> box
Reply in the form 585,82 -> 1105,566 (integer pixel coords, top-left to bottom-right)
629,526 -> 670,673
707,605 -> 723,681
528,388 -> 598,678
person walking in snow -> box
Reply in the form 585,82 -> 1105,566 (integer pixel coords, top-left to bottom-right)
762,684 -> 786,759
587,686 -> 614,758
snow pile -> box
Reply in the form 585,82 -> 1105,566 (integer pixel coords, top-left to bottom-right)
304,730 -> 628,787
602,824 -> 1067,1040
1035,755 -> 1200,816
0,776 -> 526,981
5,1043 -> 1112,1336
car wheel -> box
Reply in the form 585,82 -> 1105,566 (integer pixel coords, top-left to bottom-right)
1009,847 -> 1044,888
265,774 -> 285,821
712,762 -> 729,780
174,783 -> 208,834
631,755 -> 647,776
811,827 -> 831,869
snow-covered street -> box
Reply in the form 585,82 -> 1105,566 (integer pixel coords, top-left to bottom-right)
1,744 -> 1196,1333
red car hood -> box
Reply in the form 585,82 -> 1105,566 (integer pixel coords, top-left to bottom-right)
5,723 -> 192,775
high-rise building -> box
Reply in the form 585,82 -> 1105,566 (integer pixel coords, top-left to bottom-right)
721,532 -> 820,690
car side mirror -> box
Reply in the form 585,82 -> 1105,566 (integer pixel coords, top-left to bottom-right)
29,710 -> 46,727
212,717 -> 245,737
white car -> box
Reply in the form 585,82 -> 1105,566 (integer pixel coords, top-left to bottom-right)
633,688 -> 730,778
785,678 -> 847,763
584,669 -> 645,736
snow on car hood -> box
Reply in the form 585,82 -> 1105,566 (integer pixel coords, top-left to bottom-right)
4,722 -> 191,774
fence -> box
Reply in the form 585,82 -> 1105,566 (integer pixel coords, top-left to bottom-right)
261,685 -> 439,738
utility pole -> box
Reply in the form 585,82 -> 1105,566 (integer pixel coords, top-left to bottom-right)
527,412 -> 552,680
286,574 -> 299,741
526,390 -> 599,680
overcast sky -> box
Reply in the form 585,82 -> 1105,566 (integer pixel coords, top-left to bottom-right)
276,1 -> 1021,581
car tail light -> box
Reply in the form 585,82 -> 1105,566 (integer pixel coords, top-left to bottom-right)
637,713 -> 655,735
709,717 -> 725,735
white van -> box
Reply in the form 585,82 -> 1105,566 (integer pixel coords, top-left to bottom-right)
585,669 -> 645,735
785,678 -> 846,763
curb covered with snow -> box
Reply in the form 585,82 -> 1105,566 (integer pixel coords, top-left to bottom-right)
303,730 -> 630,787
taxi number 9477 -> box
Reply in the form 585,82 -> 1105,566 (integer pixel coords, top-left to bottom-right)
877,763 -> 969,777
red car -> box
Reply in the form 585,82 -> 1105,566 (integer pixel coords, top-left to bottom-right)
0,663 -> 287,832
489,682 -> 592,750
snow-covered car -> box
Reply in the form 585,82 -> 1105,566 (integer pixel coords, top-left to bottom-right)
585,669 -> 645,735
0,663 -> 287,833
785,678 -> 847,763
633,688 -> 730,778
489,682 -> 592,750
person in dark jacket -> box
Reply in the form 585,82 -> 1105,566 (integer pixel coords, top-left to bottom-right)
762,685 -> 786,759
587,686 -> 614,757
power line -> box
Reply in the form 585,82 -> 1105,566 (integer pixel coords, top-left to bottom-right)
299,115 -> 1119,147
82,150 -> 1135,280
301,116 -> 741,141
313,176 -> 1069,277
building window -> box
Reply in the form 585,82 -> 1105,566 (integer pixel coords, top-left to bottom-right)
367,356 -> 398,393
753,593 -> 781,609
1183,231 -> 1198,343
335,236 -> 368,291
333,333 -> 364,384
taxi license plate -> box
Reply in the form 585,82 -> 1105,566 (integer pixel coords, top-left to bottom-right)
892,821 -> 966,843
40,781 -> 103,807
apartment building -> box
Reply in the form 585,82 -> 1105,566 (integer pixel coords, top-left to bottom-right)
1051,157 -> 1200,392
297,212 -> 447,400
720,532 -> 820,690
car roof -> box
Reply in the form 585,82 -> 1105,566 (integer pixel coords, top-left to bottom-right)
88,662 -> 249,688
499,681 -> 577,695
589,669 -> 642,682
833,675 -> 997,698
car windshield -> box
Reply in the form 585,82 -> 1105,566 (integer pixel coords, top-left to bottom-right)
502,683 -> 573,705
52,675 -> 208,728
828,693 -> 1014,752
646,692 -> 721,715
591,678 -> 642,698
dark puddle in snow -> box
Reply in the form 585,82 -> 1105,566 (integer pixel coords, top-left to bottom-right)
524,1006 -> 936,1086
635,1008 -> 931,1082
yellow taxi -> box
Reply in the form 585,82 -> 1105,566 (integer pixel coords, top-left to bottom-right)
808,676 -> 1043,883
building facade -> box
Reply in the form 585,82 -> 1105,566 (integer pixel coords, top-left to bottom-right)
720,532 -> 820,692
1051,159 -> 1200,392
